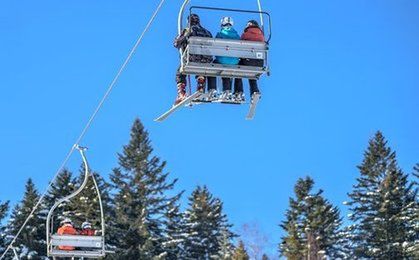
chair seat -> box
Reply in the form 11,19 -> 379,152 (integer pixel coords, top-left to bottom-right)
181,62 -> 267,79
50,234 -> 103,248
49,249 -> 105,258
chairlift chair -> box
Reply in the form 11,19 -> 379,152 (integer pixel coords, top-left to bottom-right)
154,1 -> 271,121
46,146 -> 108,259
178,4 -> 272,80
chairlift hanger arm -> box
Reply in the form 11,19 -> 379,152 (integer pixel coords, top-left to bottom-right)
46,146 -> 91,249
46,146 -> 107,257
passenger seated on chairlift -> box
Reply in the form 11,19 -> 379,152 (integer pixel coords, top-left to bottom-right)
79,221 -> 96,236
57,218 -> 78,251
234,20 -> 265,103
214,17 -> 242,102
173,13 -> 217,105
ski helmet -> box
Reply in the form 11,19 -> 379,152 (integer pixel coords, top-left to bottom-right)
82,221 -> 92,230
220,16 -> 234,27
246,20 -> 260,28
61,218 -> 73,225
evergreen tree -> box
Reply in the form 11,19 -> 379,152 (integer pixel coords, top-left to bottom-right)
109,118 -> 181,259
44,169 -> 76,232
183,186 -> 235,259
404,164 -> 419,258
162,202 -> 185,259
346,132 -> 417,258
0,200 -> 9,255
216,229 -> 236,259
232,241 -> 249,260
279,177 -> 345,259
70,167 -> 113,232
7,179 -> 46,259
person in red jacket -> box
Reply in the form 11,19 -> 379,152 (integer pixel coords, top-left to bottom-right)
57,218 -> 78,250
234,20 -> 266,103
79,221 -> 96,236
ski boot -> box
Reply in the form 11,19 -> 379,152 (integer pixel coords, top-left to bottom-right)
174,83 -> 187,106
233,92 -> 245,103
206,89 -> 218,102
192,76 -> 207,103
196,76 -> 206,93
219,90 -> 233,102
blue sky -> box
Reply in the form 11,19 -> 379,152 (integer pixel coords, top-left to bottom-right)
1,0 -> 418,255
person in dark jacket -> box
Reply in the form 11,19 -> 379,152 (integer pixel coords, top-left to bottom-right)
173,14 -> 216,105
214,17 -> 241,101
234,20 -> 266,103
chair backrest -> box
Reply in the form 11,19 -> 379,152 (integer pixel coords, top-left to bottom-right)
50,234 -> 103,248
187,36 -> 268,60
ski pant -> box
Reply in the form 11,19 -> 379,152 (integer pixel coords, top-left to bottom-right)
176,67 -> 216,91
212,60 -> 236,92
222,78 -> 234,92
234,59 -> 263,95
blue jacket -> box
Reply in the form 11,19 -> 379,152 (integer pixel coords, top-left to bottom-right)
215,27 -> 240,65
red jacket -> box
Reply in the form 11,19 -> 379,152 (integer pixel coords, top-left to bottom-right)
241,26 -> 265,42
80,229 -> 95,236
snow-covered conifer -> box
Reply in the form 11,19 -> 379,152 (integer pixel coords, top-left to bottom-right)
183,186 -> 235,259
280,177 -> 345,259
0,201 -> 9,256
109,118 -> 181,259
7,179 -> 46,259
346,131 -> 417,258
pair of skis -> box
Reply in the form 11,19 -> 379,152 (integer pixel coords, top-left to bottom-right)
154,91 -> 260,122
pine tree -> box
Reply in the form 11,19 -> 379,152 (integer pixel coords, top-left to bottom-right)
346,131 -> 417,258
43,169 -> 76,232
279,197 -> 304,260
216,229 -> 236,259
0,200 -> 9,255
70,167 -> 113,233
279,177 -> 345,259
404,164 -> 419,258
232,241 -> 249,260
162,202 -> 185,259
109,118 -> 181,259
183,186 -> 235,259
7,179 -> 46,259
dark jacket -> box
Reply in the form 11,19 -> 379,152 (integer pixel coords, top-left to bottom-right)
174,24 -> 213,63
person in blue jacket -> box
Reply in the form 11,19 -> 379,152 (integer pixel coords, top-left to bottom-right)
214,17 -> 241,101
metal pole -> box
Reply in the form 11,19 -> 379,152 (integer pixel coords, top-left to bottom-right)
178,0 -> 190,69
91,172 -> 106,254
257,0 -> 264,30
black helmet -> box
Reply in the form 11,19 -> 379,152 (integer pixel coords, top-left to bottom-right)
188,13 -> 200,26
246,20 -> 260,28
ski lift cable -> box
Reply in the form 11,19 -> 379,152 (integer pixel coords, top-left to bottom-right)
0,0 -> 166,258
257,0 -> 264,30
